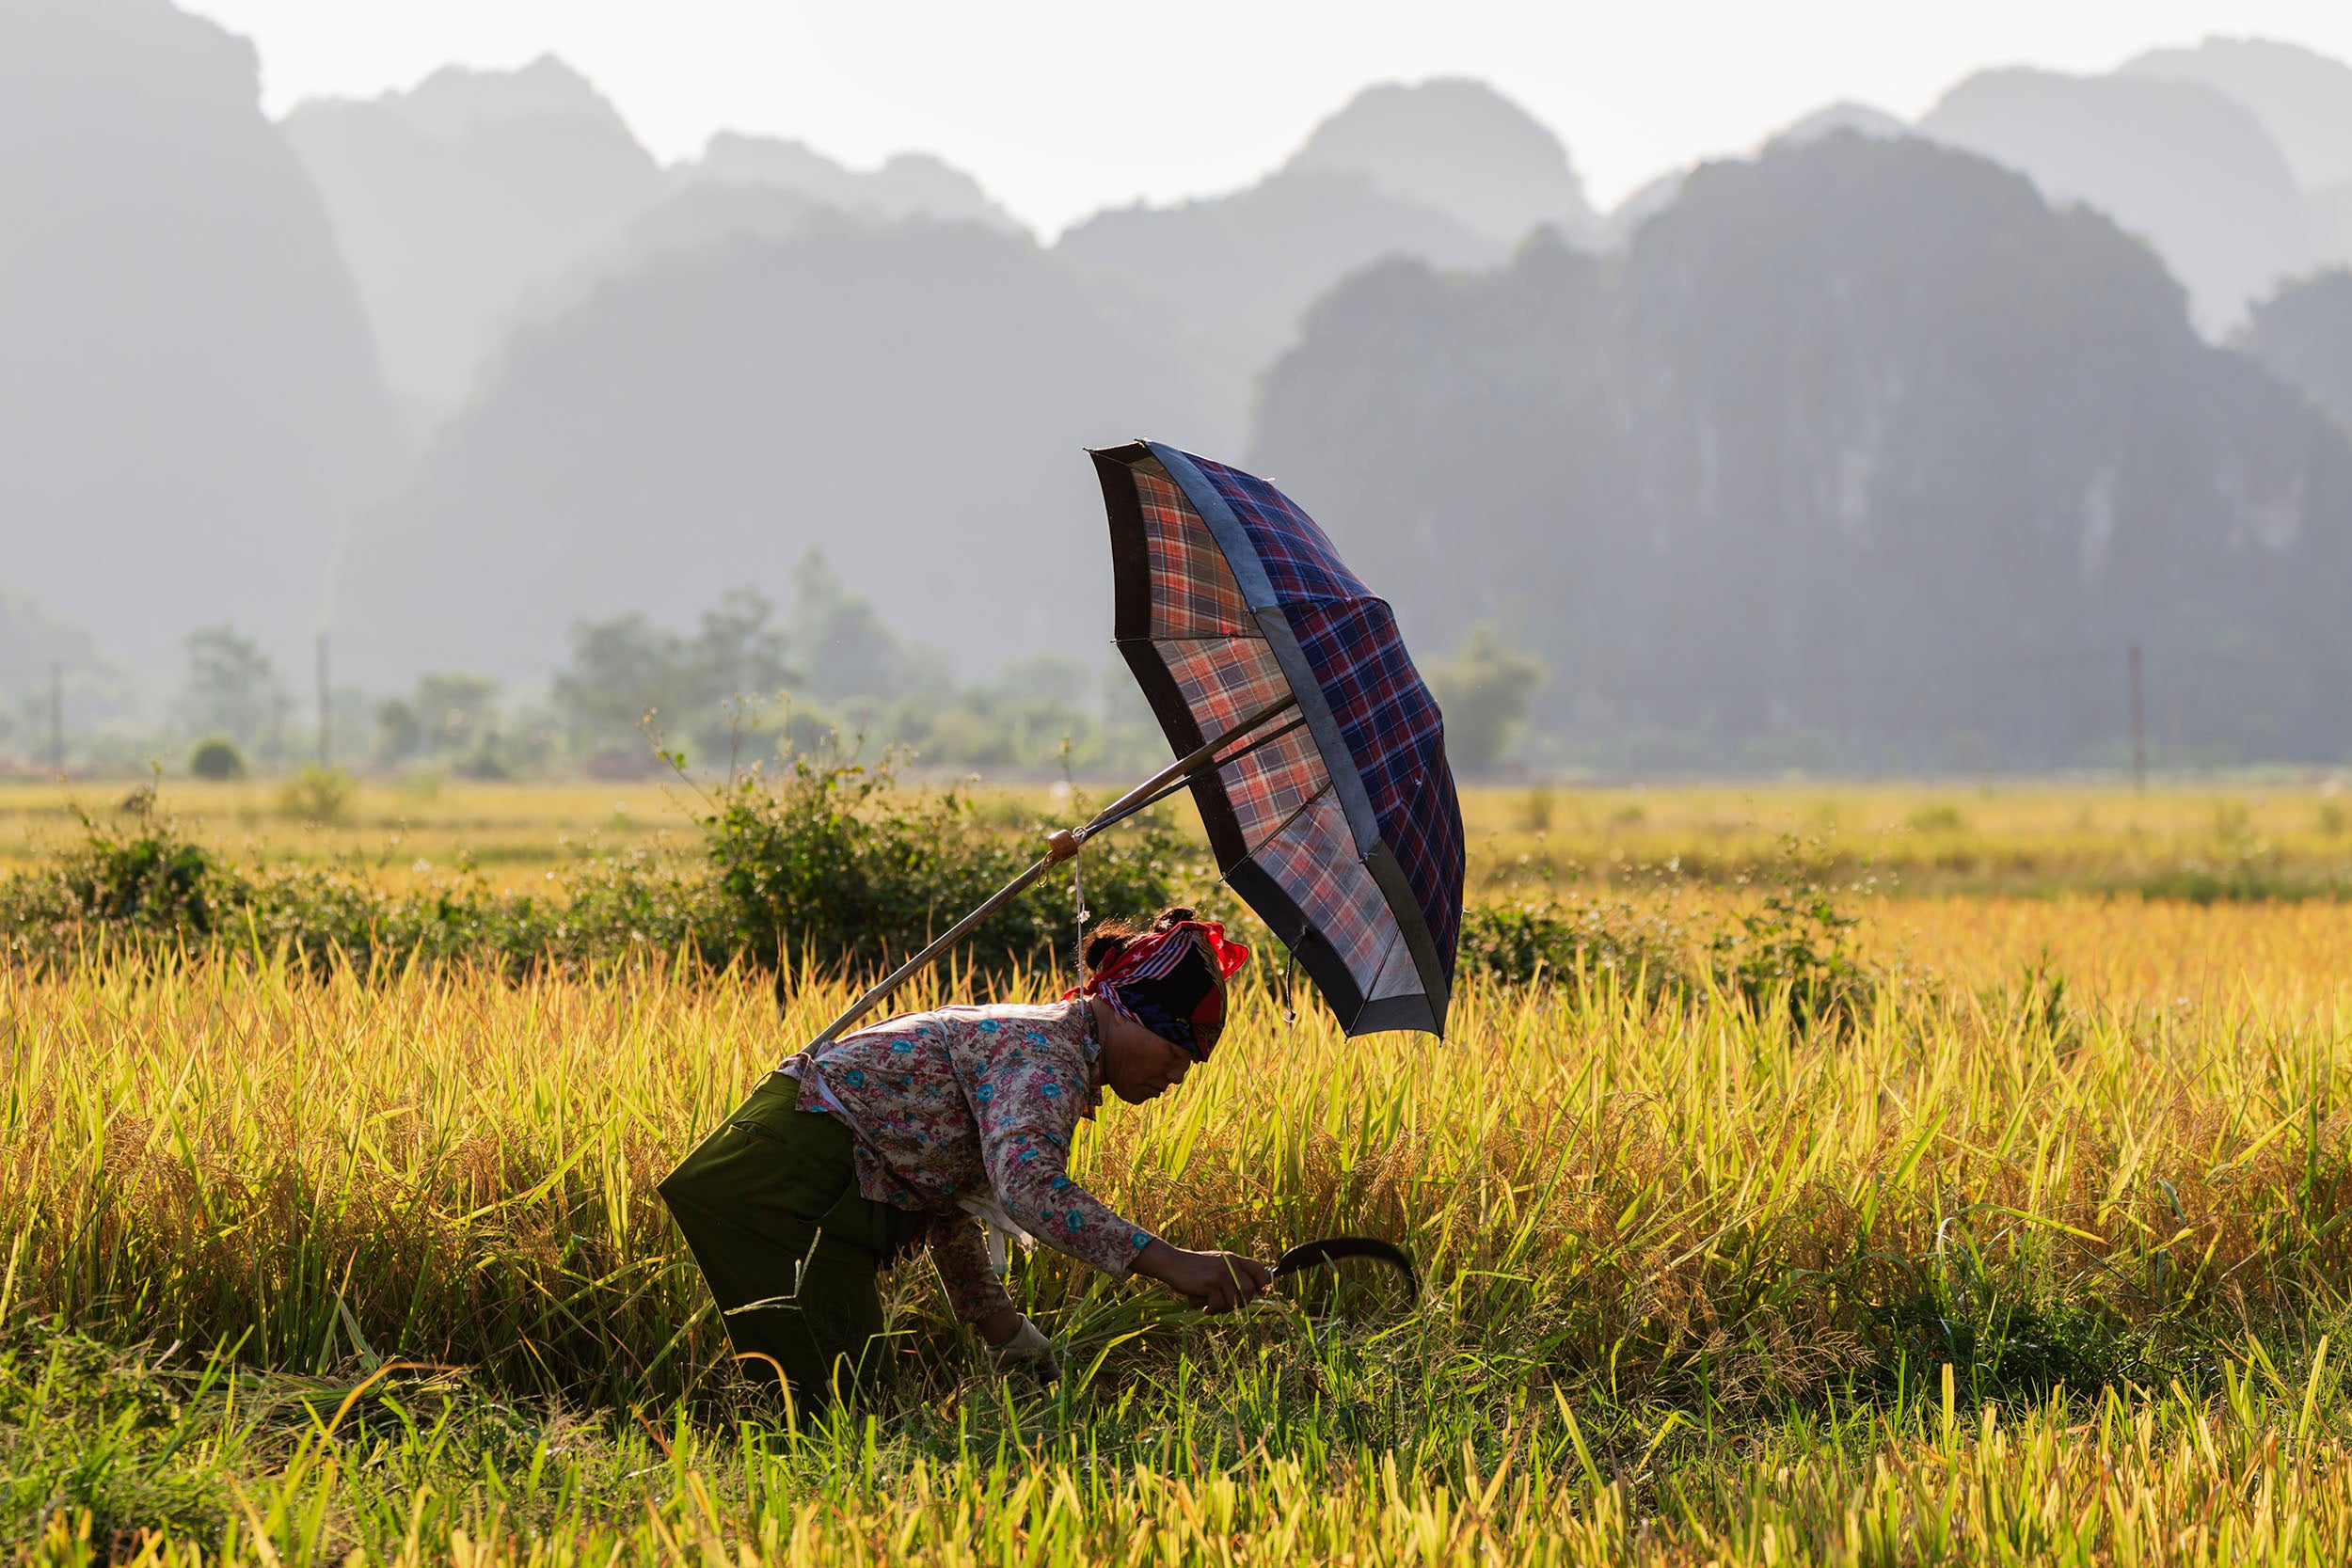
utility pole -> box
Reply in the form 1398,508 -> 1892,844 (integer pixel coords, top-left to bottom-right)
49,661 -> 63,776
315,632 -> 329,766
2128,642 -> 2146,792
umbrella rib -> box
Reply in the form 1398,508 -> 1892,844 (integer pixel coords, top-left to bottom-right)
1244,776 -> 1337,862
1359,922 -> 1409,1001
1122,632 -> 1270,644
1081,715 -> 1313,838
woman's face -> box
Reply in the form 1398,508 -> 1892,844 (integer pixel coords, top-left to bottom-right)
1091,998 -> 1198,1104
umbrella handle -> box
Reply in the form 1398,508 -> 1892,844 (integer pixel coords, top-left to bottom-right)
800,691 -> 1299,1047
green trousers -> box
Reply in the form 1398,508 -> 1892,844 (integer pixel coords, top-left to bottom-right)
658,1072 -> 926,1412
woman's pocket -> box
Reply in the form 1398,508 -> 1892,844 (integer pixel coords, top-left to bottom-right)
723,1074 -> 860,1227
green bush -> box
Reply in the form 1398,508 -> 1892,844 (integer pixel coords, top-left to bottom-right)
276,765 -> 357,824
699,743 -> 1188,979
0,744 -> 1194,985
1708,882 -> 1874,1032
1461,863 -> 1875,1031
187,736 -> 246,781
1459,896 -> 1689,996
0,797 -> 243,955
1906,802 -> 1967,833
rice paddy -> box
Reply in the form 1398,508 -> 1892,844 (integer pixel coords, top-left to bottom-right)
9,780 -> 2352,1562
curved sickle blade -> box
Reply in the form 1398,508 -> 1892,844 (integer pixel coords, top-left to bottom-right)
1271,1236 -> 1419,1299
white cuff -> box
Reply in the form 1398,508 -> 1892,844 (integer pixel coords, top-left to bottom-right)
984,1314 -> 1059,1375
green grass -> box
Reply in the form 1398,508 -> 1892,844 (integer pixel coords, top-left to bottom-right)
14,1304 -> 2352,1564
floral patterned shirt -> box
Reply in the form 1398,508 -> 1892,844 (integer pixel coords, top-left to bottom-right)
787,999 -> 1155,1323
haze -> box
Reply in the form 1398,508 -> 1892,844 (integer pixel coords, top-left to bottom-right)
186,0 -> 2352,231
18,0 -> 2352,777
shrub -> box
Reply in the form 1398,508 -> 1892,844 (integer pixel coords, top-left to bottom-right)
697,742 -> 1189,980
1461,855 -> 1876,1031
1708,881 -> 1873,1032
1459,897 -> 1689,997
0,797 -> 246,958
1906,802 -> 1967,833
0,743 -> 1198,985
187,736 -> 246,781
276,765 -> 357,824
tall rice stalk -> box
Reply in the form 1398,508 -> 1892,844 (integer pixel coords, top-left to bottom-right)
7,945 -> 2350,1410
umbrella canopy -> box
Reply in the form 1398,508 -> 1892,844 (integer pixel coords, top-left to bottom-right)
1091,441 -> 1465,1037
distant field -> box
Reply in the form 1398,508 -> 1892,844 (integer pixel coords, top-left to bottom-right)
0,777 -> 699,891
8,773 -> 2352,896
1459,777 -> 2352,898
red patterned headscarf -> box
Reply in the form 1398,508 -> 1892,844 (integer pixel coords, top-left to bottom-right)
1066,920 -> 1250,1059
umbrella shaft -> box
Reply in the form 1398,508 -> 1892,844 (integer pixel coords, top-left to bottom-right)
803,690 -> 1300,1047
805,851 -> 1064,1048
1070,691 -> 1299,849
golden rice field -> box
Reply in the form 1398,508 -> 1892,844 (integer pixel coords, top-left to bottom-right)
9,780 -> 2352,1562
8,773 -> 2352,894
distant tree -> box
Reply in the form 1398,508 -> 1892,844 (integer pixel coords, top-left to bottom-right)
679,589 -> 797,760
553,612 -> 685,761
374,699 -> 423,766
686,589 -> 794,703
1431,626 -> 1544,775
0,586 -> 124,767
792,551 -> 929,699
180,626 -> 280,748
413,672 -> 501,754
373,673 -> 501,768
997,653 -> 1089,707
546,581 -> 1116,775
551,592 -> 801,768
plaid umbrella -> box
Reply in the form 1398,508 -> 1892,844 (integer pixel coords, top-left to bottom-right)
1090,441 -> 1465,1037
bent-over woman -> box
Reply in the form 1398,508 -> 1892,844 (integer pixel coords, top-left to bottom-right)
659,908 -> 1274,1408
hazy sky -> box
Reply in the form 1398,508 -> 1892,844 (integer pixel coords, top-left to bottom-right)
189,0 -> 2352,234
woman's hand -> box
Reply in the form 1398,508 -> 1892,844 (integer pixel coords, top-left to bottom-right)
981,1312 -> 1061,1379
1135,1239 -> 1274,1312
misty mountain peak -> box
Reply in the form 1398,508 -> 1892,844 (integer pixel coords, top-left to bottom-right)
691,132 -> 848,190
1920,66 -> 2313,333
2124,37 -> 2352,192
679,132 -> 1017,231
1253,129 -> 2352,768
1282,77 -> 1597,245
1769,102 -> 1909,151
342,54 -> 630,141
283,55 -> 665,418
